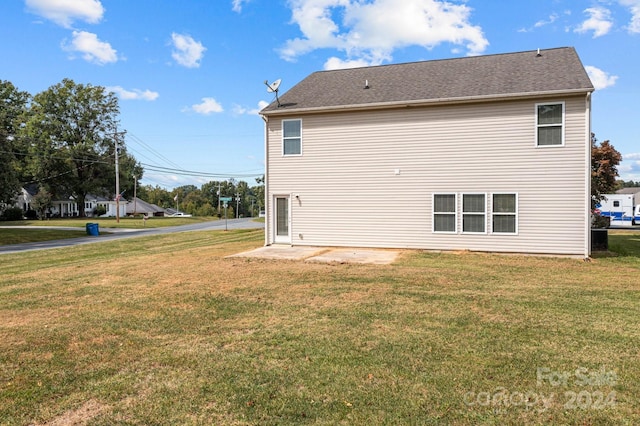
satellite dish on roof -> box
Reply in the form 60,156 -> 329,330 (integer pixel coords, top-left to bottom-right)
264,79 -> 282,107
266,79 -> 281,93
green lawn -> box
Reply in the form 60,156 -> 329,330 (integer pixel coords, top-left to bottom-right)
0,228 -> 89,245
0,229 -> 638,425
1,215 -> 218,229
0,216 -> 221,246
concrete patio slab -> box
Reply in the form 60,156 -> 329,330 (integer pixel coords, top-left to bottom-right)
229,245 -> 400,265
306,248 -> 400,264
229,245 -> 327,261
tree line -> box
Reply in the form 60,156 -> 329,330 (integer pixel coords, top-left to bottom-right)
138,177 -> 265,218
1,79 -> 263,219
1,79 -> 141,218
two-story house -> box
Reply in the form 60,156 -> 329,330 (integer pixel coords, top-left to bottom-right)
260,47 -> 594,257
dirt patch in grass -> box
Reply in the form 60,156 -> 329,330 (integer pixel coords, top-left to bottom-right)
33,399 -> 109,426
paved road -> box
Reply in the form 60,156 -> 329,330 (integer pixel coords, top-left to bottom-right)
0,218 -> 264,255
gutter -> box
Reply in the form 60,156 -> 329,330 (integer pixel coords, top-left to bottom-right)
261,88 -> 595,116
585,91 -> 592,259
261,114 -> 269,246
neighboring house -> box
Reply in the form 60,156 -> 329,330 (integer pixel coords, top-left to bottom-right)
616,187 -> 640,198
12,185 -> 78,217
83,195 -> 128,218
52,196 -> 81,217
260,47 -> 594,257
126,197 -> 166,216
12,187 -> 127,218
14,185 -> 37,212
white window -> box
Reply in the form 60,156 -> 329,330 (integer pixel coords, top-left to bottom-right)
433,193 -> 456,233
462,193 -> 486,233
536,103 -> 564,146
282,119 -> 302,156
492,193 -> 518,234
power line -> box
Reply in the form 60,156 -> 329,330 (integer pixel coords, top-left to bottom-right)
0,149 -> 113,165
141,163 -> 263,179
126,133 -> 183,170
21,163 -> 93,185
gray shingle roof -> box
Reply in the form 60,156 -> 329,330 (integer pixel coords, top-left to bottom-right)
261,47 -> 594,115
126,197 -> 166,215
615,187 -> 640,195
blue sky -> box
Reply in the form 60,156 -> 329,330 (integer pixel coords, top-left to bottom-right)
2,0 -> 639,189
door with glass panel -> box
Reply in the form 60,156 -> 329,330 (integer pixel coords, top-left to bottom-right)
274,196 -> 290,243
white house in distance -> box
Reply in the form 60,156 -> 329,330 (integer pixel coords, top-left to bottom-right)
13,187 -> 127,218
260,47 -> 595,257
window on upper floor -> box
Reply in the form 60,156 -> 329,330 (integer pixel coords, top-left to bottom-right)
536,103 -> 564,146
282,119 -> 302,156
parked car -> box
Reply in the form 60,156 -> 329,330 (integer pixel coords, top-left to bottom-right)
170,212 -> 192,217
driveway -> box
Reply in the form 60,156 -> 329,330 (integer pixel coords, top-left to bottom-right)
0,218 -> 264,255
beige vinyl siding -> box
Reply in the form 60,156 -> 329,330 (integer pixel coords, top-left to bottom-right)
266,95 -> 589,255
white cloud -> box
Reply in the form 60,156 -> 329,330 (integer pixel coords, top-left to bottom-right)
279,0 -> 488,67
187,98 -> 224,115
534,13 -> 559,28
107,86 -> 159,101
232,0 -> 249,13
585,65 -> 618,90
26,0 -> 104,28
619,0 -> 640,33
575,7 -> 613,37
63,30 -> 118,65
170,33 -> 206,68
623,152 -> 640,160
256,100 -> 270,113
518,10 -> 571,33
619,154 -> 640,180
324,56 -> 376,69
233,100 -> 270,115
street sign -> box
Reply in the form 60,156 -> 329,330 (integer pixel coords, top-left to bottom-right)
220,197 -> 232,202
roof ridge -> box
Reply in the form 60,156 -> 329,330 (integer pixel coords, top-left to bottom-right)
312,47 -> 576,74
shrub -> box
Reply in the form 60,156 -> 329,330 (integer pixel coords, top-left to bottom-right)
592,213 -> 610,229
1,207 -> 24,221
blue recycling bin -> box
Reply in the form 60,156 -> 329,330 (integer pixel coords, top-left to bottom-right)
85,223 -> 100,236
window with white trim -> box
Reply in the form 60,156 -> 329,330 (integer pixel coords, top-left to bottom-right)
536,103 -> 564,146
462,193 -> 486,233
492,193 -> 517,234
433,194 -> 456,233
282,119 -> 302,155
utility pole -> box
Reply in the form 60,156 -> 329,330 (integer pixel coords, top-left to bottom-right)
235,192 -> 241,218
133,174 -> 137,215
112,129 -> 126,223
217,181 -> 221,213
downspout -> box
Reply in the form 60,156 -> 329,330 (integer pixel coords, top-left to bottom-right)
585,92 -> 592,259
262,114 -> 269,246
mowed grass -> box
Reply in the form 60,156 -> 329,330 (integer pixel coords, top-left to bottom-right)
0,216 -> 218,245
0,228 -> 89,245
0,229 -> 639,425
1,215 -> 217,230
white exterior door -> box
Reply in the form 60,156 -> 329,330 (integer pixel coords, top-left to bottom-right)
274,196 -> 291,244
